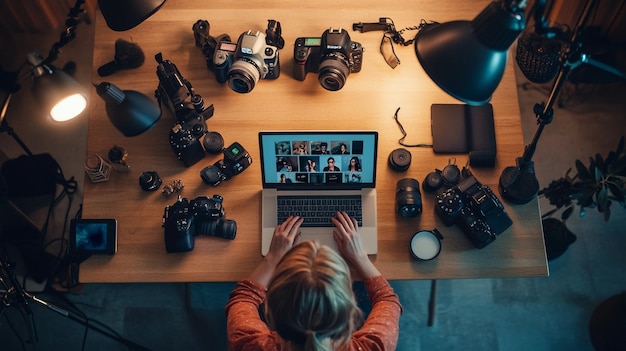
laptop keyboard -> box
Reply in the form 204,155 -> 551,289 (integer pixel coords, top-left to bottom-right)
277,195 -> 363,227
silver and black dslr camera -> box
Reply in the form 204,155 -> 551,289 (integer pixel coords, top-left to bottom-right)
215,30 -> 281,93
155,52 -> 224,167
293,28 -> 364,91
162,195 -> 237,253
200,142 -> 253,186
435,175 -> 512,249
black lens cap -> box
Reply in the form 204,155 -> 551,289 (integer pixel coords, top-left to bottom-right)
139,171 -> 162,191
388,148 -> 411,171
202,131 -> 225,154
441,164 -> 461,187
423,171 -> 443,193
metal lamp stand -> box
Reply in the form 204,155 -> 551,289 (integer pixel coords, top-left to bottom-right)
498,0 -> 626,204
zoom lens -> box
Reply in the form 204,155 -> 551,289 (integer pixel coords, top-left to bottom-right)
318,53 -> 350,91
396,178 -> 422,218
227,60 -> 260,93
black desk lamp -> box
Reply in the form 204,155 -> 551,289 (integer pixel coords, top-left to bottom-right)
1,0 -> 90,153
414,0 -> 626,204
414,0 -> 526,106
95,82 -> 161,137
99,0 -> 167,31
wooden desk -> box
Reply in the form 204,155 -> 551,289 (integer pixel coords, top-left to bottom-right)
81,0 -> 548,282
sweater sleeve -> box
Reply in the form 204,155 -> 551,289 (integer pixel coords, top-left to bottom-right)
225,279 -> 281,351
350,275 -> 403,351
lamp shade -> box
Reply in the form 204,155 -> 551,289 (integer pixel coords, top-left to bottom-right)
96,82 -> 161,137
414,1 -> 525,105
31,66 -> 87,122
98,0 -> 166,31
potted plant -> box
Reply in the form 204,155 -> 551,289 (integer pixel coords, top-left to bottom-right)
538,136 -> 625,260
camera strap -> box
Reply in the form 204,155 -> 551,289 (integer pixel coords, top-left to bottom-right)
265,19 -> 285,50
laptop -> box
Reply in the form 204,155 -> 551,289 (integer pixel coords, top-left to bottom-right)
259,131 -> 378,256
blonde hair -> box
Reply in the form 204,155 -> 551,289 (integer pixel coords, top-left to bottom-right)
265,241 -> 362,351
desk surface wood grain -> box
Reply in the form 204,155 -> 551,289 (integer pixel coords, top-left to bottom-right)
81,0 -> 548,282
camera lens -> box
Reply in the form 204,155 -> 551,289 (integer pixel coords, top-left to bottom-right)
216,219 -> 237,240
202,131 -> 224,154
318,54 -> 350,91
139,171 -> 162,191
441,164 -> 461,187
195,218 -> 236,240
388,148 -> 411,171
396,178 -> 422,217
423,171 -> 443,193
228,61 -> 260,93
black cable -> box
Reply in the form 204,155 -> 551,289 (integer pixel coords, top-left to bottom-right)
2,312 -> 27,351
393,107 -> 433,148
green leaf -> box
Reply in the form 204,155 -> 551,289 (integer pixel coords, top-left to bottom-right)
596,153 -> 606,174
606,151 -> 616,173
576,159 -> 591,181
596,187 -> 609,212
614,156 -> 626,176
603,204 -> 611,221
561,206 -> 574,221
607,182 -> 625,202
595,166 -> 604,182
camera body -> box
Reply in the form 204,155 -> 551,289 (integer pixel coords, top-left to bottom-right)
435,175 -> 512,248
200,142 -> 253,186
213,41 -> 237,84
217,30 -> 280,94
155,53 -> 223,167
162,195 -> 237,253
293,28 -> 363,91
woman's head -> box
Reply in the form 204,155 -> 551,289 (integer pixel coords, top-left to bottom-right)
265,241 -> 361,350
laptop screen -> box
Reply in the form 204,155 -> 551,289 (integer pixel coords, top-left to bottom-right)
259,131 -> 378,189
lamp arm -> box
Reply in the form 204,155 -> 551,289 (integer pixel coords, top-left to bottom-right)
42,0 -> 86,65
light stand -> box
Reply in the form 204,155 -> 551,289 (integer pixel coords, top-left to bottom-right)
1,94 -> 34,156
1,248 -> 150,350
498,0 -> 626,204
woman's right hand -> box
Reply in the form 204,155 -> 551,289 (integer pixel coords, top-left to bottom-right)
331,211 -> 380,278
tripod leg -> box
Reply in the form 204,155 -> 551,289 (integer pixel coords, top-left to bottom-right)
27,293 -> 150,351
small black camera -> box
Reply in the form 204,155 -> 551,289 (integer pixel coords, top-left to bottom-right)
162,195 -> 237,253
435,175 -> 512,248
294,28 -> 363,91
155,53 -> 224,167
200,142 -> 253,186
396,178 -> 422,218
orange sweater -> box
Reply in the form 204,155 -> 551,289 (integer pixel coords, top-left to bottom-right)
225,275 -> 402,351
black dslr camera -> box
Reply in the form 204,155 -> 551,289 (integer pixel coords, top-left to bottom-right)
294,28 -> 364,91
155,52 -> 224,167
200,142 -> 253,186
162,195 -> 237,253
435,175 -> 512,249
